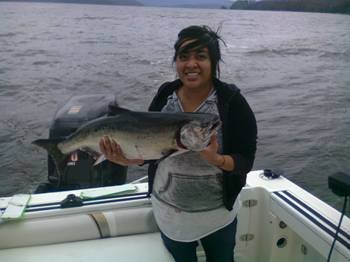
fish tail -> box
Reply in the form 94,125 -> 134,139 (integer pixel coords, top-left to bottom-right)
32,138 -> 67,178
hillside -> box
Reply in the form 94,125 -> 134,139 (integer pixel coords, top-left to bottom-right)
230,0 -> 350,14
139,0 -> 231,8
0,0 -> 143,5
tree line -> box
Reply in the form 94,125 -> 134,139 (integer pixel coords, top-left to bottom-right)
230,0 -> 350,14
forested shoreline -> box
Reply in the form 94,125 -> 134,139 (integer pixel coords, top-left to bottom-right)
230,0 -> 350,14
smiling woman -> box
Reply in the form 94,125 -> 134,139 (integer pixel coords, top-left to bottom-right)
176,46 -> 212,88
148,25 -> 257,262
173,25 -> 224,79
174,44 -> 214,112
99,25 -> 257,262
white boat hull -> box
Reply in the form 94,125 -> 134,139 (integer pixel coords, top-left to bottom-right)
0,170 -> 349,261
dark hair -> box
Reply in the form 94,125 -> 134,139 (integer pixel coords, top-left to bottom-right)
173,25 -> 225,78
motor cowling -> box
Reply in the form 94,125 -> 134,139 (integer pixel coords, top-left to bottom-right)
35,94 -> 127,193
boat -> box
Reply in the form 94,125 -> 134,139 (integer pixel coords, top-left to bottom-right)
0,170 -> 349,261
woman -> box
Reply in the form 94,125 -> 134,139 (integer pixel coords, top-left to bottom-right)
100,25 -> 257,262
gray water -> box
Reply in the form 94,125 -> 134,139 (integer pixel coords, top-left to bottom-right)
0,3 -> 349,214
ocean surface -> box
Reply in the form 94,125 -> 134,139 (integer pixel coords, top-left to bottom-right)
0,2 -> 349,214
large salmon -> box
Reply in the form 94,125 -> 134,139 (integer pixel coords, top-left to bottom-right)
33,107 -> 220,177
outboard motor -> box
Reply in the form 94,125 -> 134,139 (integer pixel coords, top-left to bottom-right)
35,94 -> 127,193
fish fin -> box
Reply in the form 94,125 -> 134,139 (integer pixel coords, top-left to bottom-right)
80,147 -> 100,160
93,155 -> 106,166
108,105 -> 131,116
32,138 -> 67,180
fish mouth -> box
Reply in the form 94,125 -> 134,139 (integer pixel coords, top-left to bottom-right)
203,117 -> 221,133
210,119 -> 221,131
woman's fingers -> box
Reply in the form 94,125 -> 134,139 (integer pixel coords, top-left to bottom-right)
104,136 -> 114,156
99,138 -> 106,154
99,136 -> 144,166
99,136 -> 119,160
209,133 -> 218,146
199,133 -> 220,166
111,139 -> 120,155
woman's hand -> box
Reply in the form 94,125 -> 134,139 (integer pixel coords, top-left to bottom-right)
200,133 -> 234,171
99,136 -> 144,166
200,133 -> 221,166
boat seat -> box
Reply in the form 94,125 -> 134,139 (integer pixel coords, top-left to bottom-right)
0,232 -> 175,262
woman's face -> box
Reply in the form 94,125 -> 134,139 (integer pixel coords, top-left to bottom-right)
175,40 -> 213,90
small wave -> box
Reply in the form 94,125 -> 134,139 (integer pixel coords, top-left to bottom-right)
245,47 -> 319,57
0,48 -> 14,53
319,49 -> 350,60
75,16 -> 112,21
0,67 -> 11,74
13,49 -> 49,58
0,32 -> 20,38
246,47 -> 350,60
134,59 -> 151,65
0,84 -> 23,94
32,60 -> 60,66
96,70 -> 123,78
32,61 -> 50,66
79,40 -> 99,44
0,89 -> 21,97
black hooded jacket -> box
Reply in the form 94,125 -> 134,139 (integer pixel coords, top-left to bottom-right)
147,78 -> 257,211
